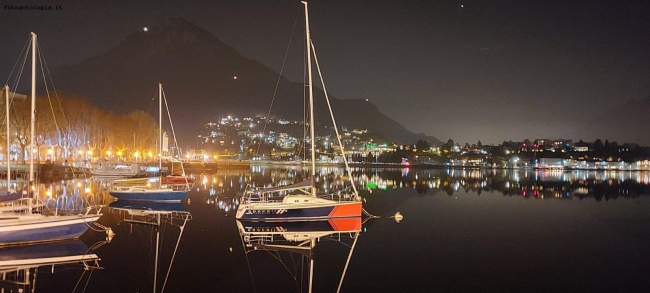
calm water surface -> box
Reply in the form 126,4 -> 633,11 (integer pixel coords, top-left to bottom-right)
8,167 -> 650,292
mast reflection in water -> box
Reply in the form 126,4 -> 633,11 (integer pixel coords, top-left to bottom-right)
21,166 -> 650,292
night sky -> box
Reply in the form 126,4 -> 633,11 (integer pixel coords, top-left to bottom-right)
1,0 -> 649,144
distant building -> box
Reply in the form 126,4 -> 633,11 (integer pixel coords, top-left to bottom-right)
573,141 -> 590,152
536,158 -> 568,169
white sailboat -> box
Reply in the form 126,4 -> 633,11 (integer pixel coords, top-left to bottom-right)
109,83 -> 190,202
236,1 -> 362,221
0,33 -> 102,246
89,162 -> 142,177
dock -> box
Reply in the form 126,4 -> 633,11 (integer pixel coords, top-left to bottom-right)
0,163 -> 90,182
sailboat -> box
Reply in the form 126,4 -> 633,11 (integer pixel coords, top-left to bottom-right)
89,161 -> 142,177
0,33 -> 102,246
109,83 -> 191,202
237,218 -> 361,293
235,1 -> 362,221
0,239 -> 103,292
108,201 -> 191,293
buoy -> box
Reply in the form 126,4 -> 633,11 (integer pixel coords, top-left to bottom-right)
106,227 -> 116,242
229,246 -> 233,252
393,211 -> 403,223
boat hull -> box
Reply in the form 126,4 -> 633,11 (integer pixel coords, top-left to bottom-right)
0,215 -> 101,247
236,201 -> 362,221
110,190 -> 188,203
238,217 -> 362,232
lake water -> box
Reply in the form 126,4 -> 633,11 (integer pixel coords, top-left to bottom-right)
6,167 -> 650,292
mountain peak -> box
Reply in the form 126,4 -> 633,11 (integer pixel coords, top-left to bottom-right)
162,17 -> 201,28
53,19 -> 440,145
155,18 -> 210,37
109,17 -> 236,61
136,18 -> 216,46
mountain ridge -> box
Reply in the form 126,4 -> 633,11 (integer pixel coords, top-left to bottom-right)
53,18 -> 442,147
567,96 -> 650,146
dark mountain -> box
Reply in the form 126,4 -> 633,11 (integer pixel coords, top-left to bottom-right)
53,18 -> 441,147
568,97 -> 650,146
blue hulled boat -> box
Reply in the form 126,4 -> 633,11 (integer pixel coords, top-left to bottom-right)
108,83 -> 190,203
0,211 -> 101,247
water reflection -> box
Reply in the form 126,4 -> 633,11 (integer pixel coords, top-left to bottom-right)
0,239 -> 103,292
6,167 -> 646,217
6,167 -> 645,292
194,168 -> 650,213
237,218 -> 361,293
106,202 -> 191,293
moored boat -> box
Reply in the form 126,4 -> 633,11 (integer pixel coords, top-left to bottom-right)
236,177 -> 361,221
0,33 -> 103,247
89,162 -> 141,177
0,209 -> 101,247
108,83 -> 190,203
236,1 -> 362,221
109,184 -> 189,203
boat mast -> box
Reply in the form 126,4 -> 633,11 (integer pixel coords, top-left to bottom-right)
159,82 -> 162,183
29,32 -> 36,188
4,85 -> 10,190
303,1 -> 316,196
308,238 -> 315,293
153,214 -> 160,293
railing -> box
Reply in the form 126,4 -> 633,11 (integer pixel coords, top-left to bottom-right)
169,184 -> 191,191
317,186 -> 357,202
240,183 -> 359,204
